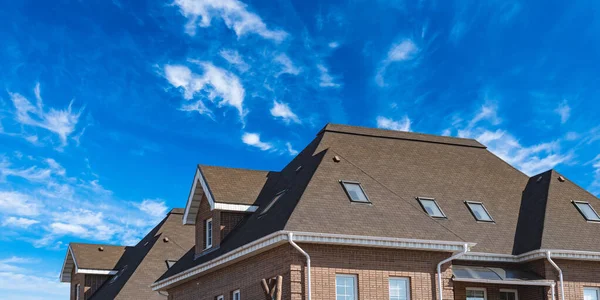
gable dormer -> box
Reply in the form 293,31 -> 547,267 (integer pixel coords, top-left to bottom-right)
183,165 -> 269,256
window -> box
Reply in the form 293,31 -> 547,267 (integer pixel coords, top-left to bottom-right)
232,289 -> 241,300
216,295 -> 224,300
465,201 -> 494,222
466,288 -> 487,300
76,283 -> 80,300
341,181 -> 369,203
499,289 -> 518,300
205,218 -> 213,249
389,277 -> 410,300
416,197 -> 446,218
336,274 -> 357,300
585,287 -> 600,300
573,201 -> 600,222
261,190 -> 286,215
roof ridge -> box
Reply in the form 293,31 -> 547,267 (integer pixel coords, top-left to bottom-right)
198,164 -> 273,173
319,123 -> 486,149
69,242 -> 125,247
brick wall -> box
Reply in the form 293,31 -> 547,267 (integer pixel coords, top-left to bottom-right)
83,274 -> 110,299
220,212 -> 245,242
453,282 -> 546,300
168,244 -> 295,300
70,268 -> 84,300
547,259 -> 600,300
195,195 -> 220,255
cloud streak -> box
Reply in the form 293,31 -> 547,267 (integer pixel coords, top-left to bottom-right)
376,116 -> 412,132
270,101 -> 300,124
241,132 -> 272,151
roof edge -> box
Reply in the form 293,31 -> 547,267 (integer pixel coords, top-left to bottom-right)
151,231 -> 475,291
462,248 -> 600,263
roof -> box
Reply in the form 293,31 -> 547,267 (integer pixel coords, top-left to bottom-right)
200,165 -> 271,205
159,123 -> 600,287
61,243 -> 126,282
452,265 -> 553,286
61,209 -> 195,300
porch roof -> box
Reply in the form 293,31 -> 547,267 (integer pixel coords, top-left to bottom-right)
452,265 -> 554,287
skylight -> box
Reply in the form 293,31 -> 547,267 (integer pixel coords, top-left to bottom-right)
573,201 -> 600,222
465,201 -> 494,222
417,197 -> 446,218
340,181 -> 370,203
260,190 -> 286,215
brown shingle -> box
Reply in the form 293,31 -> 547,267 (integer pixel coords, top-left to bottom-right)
70,243 -> 126,271
200,165 -> 271,205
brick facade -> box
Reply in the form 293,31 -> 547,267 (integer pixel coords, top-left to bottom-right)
220,211 -> 246,242
70,269 -> 109,300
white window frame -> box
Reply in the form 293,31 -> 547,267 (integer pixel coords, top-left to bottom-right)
389,277 -> 410,300
499,288 -> 518,300
584,287 -> 600,300
205,218 -> 213,249
76,283 -> 80,300
232,289 -> 241,300
216,295 -> 224,300
416,197 -> 447,218
340,180 -> 370,203
336,274 -> 358,300
573,201 -> 600,222
466,287 -> 487,300
465,201 -> 494,222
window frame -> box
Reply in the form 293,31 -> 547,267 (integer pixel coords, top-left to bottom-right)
499,288 -> 518,300
388,277 -> 410,300
584,287 -> 600,300
232,289 -> 241,300
466,287 -> 487,300
465,201 -> 495,223
216,295 -> 224,300
76,283 -> 80,300
205,218 -> 213,249
335,274 -> 358,300
416,197 -> 447,219
340,180 -> 371,203
573,201 -> 600,222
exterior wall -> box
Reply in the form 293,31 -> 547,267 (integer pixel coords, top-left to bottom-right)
220,212 -> 245,242
545,259 -> 600,300
289,244 -> 453,300
195,195 -> 220,255
70,269 -> 84,300
453,282 -> 546,300
167,244 -> 295,300
84,274 -> 110,299
70,270 -> 109,300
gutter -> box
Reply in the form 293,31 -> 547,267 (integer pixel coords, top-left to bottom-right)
546,251 -> 565,300
462,248 -> 600,263
436,243 -> 469,300
288,233 -> 311,300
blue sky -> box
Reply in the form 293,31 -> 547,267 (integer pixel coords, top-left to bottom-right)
1,0 -> 599,298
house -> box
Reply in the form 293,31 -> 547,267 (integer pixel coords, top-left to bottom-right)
60,208 -> 195,300
148,124 -> 600,300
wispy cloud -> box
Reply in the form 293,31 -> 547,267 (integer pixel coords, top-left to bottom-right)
0,257 -> 68,299
2,217 -> 39,229
270,101 -> 300,124
241,132 -> 272,151
220,49 -> 250,73
376,39 -> 420,86
376,116 -> 412,132
7,83 -> 82,146
135,199 -> 168,218
317,64 -> 341,88
285,142 -> 298,156
591,155 -> 600,196
173,0 -> 287,42
274,54 -> 301,77
0,191 -> 41,217
554,99 -> 571,124
164,63 -> 245,120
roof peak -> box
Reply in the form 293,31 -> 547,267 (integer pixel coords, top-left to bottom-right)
319,123 -> 486,149
198,164 -> 273,173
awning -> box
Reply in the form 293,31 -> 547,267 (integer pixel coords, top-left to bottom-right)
452,265 -> 555,286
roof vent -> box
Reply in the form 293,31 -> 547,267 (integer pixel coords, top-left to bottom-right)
295,165 -> 302,173
163,237 -> 170,243
558,176 -> 565,182
536,176 -> 543,183
98,246 -> 104,251
333,155 -> 341,162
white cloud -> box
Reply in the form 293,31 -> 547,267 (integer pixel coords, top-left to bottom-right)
270,101 -> 300,124
328,41 -> 340,48
317,64 -> 340,88
2,217 -> 39,229
591,155 -> 600,196
173,0 -> 287,42
285,142 -> 298,156
274,54 -> 301,76
376,116 -> 412,132
386,39 -> 419,62
0,191 -> 41,216
164,63 -> 245,119
554,99 -> 571,124
49,222 -> 88,236
135,199 -> 168,218
220,49 -> 250,72
9,84 -> 82,145
242,132 -> 272,151
0,270 -> 68,299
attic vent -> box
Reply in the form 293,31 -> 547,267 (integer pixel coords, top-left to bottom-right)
536,176 -> 543,183
558,176 -> 566,182
295,165 -> 303,173
333,155 -> 341,162
98,247 -> 104,251
163,237 -> 170,243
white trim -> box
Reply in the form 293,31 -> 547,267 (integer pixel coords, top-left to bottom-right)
462,249 -> 600,263
232,289 -> 241,300
455,278 -> 555,287
335,274 -> 358,300
389,277 -> 411,300
77,269 -> 119,275
151,231 -> 475,291
59,246 -> 76,282
500,288 -> 519,300
183,167 -> 259,225
466,287 -> 487,300
76,283 -> 80,300
205,218 -> 213,249
216,295 -> 224,300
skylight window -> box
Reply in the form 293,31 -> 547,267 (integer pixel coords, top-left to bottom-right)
340,181 -> 370,203
260,190 -> 286,215
465,201 -> 494,222
573,201 -> 600,222
417,197 -> 446,218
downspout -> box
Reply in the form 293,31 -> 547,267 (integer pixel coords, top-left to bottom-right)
437,244 -> 469,300
289,233 -> 311,300
546,251 -> 564,300
551,283 -> 556,300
